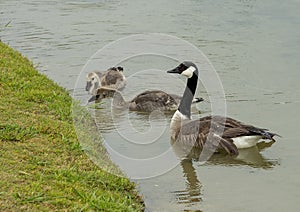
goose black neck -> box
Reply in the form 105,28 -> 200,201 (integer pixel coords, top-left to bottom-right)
178,69 -> 198,118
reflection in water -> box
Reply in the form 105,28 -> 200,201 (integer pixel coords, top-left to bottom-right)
173,159 -> 202,211
172,139 -> 278,169
171,139 -> 278,209
89,101 -> 118,132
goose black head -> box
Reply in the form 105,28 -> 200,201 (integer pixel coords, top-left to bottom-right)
117,66 -> 124,72
167,61 -> 197,78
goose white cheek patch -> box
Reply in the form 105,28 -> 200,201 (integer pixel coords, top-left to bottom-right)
181,66 -> 195,78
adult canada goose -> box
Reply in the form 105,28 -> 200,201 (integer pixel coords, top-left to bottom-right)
88,87 -> 204,112
85,66 -> 126,95
167,61 -> 278,155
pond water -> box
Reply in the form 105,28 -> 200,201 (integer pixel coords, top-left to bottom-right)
1,0 -> 300,211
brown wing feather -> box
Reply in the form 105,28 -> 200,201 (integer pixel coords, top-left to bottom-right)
102,70 -> 123,86
199,115 -> 269,138
177,115 -> 276,155
222,127 -> 252,138
218,137 -> 239,155
131,90 -> 177,111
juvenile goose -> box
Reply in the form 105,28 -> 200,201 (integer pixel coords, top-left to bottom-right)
88,87 -> 204,112
167,61 -> 278,155
85,66 -> 126,95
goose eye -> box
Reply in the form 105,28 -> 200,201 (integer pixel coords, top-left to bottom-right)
180,63 -> 190,71
178,64 -> 185,71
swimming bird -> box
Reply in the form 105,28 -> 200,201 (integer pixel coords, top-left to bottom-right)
85,66 -> 126,95
167,61 -> 278,155
88,87 -> 204,112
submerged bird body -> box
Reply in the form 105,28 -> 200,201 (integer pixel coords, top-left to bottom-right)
88,87 -> 203,112
86,67 -> 126,95
167,62 -> 278,155
127,90 -> 178,111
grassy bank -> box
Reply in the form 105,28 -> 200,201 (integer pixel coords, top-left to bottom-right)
0,41 -> 144,211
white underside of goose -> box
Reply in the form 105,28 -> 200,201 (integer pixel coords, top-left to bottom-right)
232,135 -> 262,149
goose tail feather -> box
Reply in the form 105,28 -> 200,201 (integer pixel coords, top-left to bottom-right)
246,126 -> 280,141
261,131 -> 281,141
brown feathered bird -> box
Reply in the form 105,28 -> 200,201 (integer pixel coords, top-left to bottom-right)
85,66 -> 126,95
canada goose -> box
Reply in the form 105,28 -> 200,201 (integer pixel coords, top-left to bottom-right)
88,87 -> 204,112
85,66 -> 126,95
167,61 -> 279,155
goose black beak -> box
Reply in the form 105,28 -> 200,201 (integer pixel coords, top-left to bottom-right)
88,95 -> 99,102
195,97 -> 204,103
86,81 -> 92,91
167,67 -> 180,74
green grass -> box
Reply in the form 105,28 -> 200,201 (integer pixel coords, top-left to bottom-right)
0,41 -> 144,211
